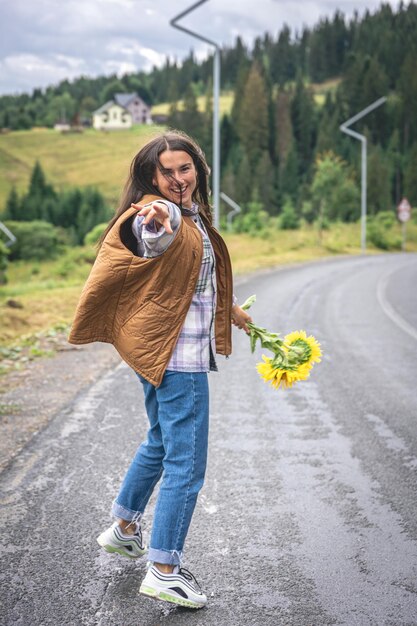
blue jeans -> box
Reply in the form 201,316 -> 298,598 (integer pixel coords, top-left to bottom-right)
112,370 -> 209,565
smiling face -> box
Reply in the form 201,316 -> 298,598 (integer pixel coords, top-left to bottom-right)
152,150 -> 197,208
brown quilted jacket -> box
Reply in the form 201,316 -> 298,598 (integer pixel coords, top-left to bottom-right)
68,195 -> 233,386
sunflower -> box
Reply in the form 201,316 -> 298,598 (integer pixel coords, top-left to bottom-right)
284,330 -> 322,368
256,355 -> 312,390
242,295 -> 323,391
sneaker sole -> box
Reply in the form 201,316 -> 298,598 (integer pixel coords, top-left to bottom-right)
97,538 -> 146,559
139,584 -> 205,609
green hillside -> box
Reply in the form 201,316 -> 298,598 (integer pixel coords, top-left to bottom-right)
0,125 -> 164,212
0,79 -> 341,213
151,82 -> 339,115
152,91 -> 235,116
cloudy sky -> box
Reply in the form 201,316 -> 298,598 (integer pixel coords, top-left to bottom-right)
0,0 -> 400,96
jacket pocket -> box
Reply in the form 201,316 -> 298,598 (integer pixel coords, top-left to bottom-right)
121,300 -> 177,339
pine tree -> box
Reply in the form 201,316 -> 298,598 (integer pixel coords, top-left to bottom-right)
77,188 -> 110,244
167,79 -> 181,130
54,188 -> 83,229
23,161 -> 56,221
270,25 -> 295,87
3,186 -> 21,220
230,64 -> 250,129
315,93 -> 341,155
167,100 -> 181,131
290,74 -> 316,178
280,145 -> 299,203
275,89 -> 294,174
180,84 -> 203,143
404,142 -> 417,206
178,51 -> 198,94
367,146 -> 392,214
340,55 -> 388,144
308,26 -> 328,82
221,36 -> 249,89
201,79 -> 213,166
234,152 -> 253,207
220,114 -> 236,174
235,63 -> 270,169
252,36 -> 264,69
254,151 -> 279,214
220,165 -> 237,205
397,52 -> 417,150
360,57 -> 389,144
28,160 -> 48,197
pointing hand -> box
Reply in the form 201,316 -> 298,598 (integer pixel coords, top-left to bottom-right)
132,201 -> 173,234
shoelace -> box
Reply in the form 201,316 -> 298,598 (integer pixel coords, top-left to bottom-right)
178,567 -> 203,592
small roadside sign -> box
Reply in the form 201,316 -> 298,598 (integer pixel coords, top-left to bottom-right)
397,197 -> 411,223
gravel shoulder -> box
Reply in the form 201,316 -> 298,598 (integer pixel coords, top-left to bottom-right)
0,338 -> 120,473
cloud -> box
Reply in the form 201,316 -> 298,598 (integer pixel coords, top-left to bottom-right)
0,0 -> 400,95
0,53 -> 89,95
105,39 -> 166,69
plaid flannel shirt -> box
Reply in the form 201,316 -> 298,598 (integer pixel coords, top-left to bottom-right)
131,201 -> 218,373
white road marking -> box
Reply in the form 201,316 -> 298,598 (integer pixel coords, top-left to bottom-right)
376,264 -> 417,343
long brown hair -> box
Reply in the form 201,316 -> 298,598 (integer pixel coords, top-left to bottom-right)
99,130 -> 212,247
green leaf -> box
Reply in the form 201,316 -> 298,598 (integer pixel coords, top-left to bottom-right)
250,331 -> 257,353
241,294 -> 257,311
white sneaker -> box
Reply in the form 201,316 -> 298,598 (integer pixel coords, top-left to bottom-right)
97,521 -> 146,558
139,564 -> 207,609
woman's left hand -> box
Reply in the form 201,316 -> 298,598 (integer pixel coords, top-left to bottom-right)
231,304 -> 252,334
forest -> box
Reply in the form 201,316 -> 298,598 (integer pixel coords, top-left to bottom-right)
1,1 -> 417,271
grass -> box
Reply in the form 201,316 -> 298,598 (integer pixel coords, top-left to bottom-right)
0,247 -> 95,346
0,125 -> 165,209
2,219 -> 416,351
151,92 -> 234,117
310,78 -> 341,105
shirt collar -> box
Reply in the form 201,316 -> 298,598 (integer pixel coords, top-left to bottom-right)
180,202 -> 199,217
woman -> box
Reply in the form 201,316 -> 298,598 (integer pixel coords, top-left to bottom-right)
69,130 -> 251,609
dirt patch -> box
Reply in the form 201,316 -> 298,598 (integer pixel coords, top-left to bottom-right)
0,335 -> 120,473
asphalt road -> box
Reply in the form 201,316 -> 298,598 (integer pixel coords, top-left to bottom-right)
1,253 -> 416,626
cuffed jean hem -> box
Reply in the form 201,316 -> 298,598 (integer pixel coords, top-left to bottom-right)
148,548 -> 183,566
111,500 -> 142,522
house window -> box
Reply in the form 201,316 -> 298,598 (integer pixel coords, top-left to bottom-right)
113,111 -> 117,119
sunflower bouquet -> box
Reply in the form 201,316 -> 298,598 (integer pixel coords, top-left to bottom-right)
241,295 -> 322,389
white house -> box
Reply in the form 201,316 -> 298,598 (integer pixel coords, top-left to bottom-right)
114,93 -> 152,124
93,101 -> 133,130
92,93 -> 152,130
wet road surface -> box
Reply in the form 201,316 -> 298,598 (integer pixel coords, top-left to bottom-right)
1,253 -> 416,626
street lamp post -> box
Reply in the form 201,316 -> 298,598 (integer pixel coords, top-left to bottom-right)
340,96 -> 387,253
220,191 -> 241,231
170,0 -> 221,229
0,221 -> 16,247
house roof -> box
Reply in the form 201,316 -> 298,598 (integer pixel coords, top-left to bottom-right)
115,93 -> 147,108
93,100 -> 131,115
